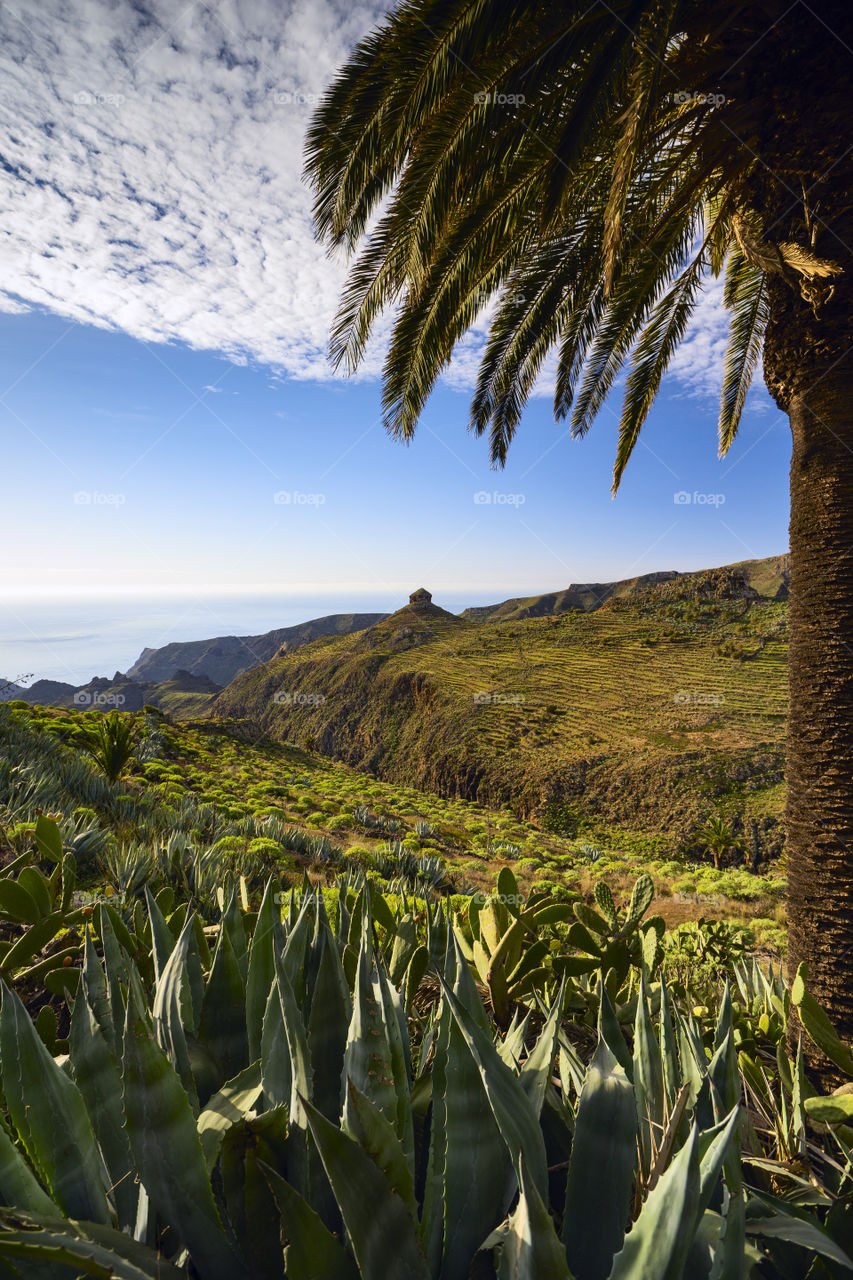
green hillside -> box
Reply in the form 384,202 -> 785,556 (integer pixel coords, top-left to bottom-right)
460,554 -> 788,621
0,700 -> 786,944
213,564 -> 788,851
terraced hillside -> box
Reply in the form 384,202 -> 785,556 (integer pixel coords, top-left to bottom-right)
213,565 -> 788,847
0,701 -> 787,947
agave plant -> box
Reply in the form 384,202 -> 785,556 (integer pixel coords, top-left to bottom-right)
0,876 -> 848,1278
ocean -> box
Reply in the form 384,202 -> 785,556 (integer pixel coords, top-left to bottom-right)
0,586 -> 512,687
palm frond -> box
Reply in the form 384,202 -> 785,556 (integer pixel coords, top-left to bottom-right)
305,0 -> 764,482
612,253 -> 706,491
717,247 -> 769,456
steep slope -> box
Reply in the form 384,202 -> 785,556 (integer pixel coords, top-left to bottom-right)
127,612 -> 389,684
213,570 -> 788,841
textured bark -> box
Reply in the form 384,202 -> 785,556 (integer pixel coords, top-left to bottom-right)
715,3 -> 853,1083
784,373 -> 853,1081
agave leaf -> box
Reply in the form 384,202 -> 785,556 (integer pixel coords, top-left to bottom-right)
745,1190 -> 853,1269
440,1011 -> 510,1279
448,930 -> 493,1035
221,886 -> 248,983
708,1031 -> 740,1121
246,881 -> 281,1064
425,899 -> 447,971
261,1159 -> 358,1280
273,944 -> 314,1197
230,1143 -> 289,1280
199,929 -> 248,1086
658,980 -> 679,1110
79,928 -> 111,1042
197,1060 -> 264,1170
374,957 -> 415,1163
343,932 -> 398,1130
634,975 -> 664,1178
675,1009 -> 707,1108
69,987 -> 137,1231
122,991 -> 248,1280
562,1041 -> 636,1280
0,1208 -> 186,1279
303,1096 -> 429,1280
0,983 -> 110,1224
101,902 -> 137,958
500,1157 -> 572,1280
519,987 -> 563,1120
713,983 -> 733,1052
609,1125 -> 701,1280
281,891 -> 313,1004
342,1080 -> 417,1220
261,980 -> 292,1112
557,1035 -> 587,1099
420,994 -> 451,1273
403,944 -> 429,1013
307,913 -> 351,1121
98,904 -> 131,1046
0,1118 -> 57,1218
144,885 -> 175,985
598,986 -> 633,1075
500,1010 -> 532,1071
152,916 -> 199,1112
389,914 -> 417,984
441,980 -> 549,1199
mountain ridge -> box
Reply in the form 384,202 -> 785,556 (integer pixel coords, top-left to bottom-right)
461,555 -> 789,622
126,612 -> 390,684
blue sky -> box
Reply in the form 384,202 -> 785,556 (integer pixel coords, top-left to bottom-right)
1,305 -> 788,600
0,0 -> 791,678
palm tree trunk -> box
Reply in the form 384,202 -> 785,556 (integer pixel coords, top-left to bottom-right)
785,372 -> 853,1080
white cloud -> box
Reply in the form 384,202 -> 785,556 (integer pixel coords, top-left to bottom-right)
0,0 -> 386,379
664,273 -> 771,412
0,3 -> 771,415
667,275 -> 731,398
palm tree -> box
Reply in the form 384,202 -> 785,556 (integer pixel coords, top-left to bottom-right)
305,0 -> 853,1067
76,711 -> 138,783
696,815 -> 743,871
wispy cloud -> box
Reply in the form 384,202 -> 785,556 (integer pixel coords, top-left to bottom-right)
0,1 -> 767,411
0,0 -> 386,378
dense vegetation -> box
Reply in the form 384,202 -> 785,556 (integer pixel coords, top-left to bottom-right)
0,696 -> 846,1276
215,569 -> 787,853
0,698 -> 849,1275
